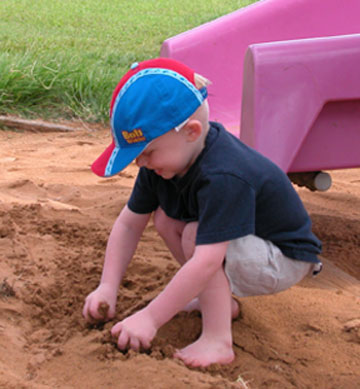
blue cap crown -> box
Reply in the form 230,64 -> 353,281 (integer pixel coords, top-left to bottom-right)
91,58 -> 208,177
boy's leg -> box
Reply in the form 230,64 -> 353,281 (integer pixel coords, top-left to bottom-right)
154,208 -> 203,313
224,235 -> 315,297
153,207 -> 187,265
173,222 -> 235,367
174,264 -> 235,367
154,208 -> 239,317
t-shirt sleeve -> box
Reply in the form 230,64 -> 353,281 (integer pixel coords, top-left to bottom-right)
196,173 -> 256,244
127,168 -> 159,214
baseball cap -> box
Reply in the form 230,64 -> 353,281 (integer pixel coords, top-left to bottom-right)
91,58 -> 209,177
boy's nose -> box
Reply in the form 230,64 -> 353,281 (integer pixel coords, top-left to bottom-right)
136,154 -> 147,168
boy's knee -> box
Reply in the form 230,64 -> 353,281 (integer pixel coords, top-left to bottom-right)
181,222 -> 198,260
153,208 -> 169,237
153,208 -> 197,260
153,207 -> 184,238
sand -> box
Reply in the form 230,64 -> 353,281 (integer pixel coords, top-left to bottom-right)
0,123 -> 359,389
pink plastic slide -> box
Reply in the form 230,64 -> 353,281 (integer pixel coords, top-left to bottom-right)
241,34 -> 360,174
161,0 -> 360,188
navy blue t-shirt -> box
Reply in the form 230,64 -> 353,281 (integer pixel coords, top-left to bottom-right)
128,122 -> 322,263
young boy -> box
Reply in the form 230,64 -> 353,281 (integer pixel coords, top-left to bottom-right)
83,58 -> 322,367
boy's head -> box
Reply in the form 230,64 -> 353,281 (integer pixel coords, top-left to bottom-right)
91,58 -> 210,177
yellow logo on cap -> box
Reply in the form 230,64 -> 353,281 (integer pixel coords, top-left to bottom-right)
122,129 -> 146,144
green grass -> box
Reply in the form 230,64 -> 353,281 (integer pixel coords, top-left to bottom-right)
0,0 -> 257,123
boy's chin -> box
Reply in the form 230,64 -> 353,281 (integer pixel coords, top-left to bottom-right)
155,169 -> 171,179
160,174 -> 175,180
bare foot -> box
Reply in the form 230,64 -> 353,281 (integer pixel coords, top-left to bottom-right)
183,297 -> 240,319
174,336 -> 235,367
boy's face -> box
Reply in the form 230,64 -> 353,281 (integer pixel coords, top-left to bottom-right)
135,127 -> 197,180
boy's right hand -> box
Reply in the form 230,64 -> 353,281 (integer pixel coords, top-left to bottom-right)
82,284 -> 117,323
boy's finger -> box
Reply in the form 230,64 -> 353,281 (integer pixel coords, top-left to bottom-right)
82,301 -> 95,323
98,302 -> 110,319
111,322 -> 121,338
88,310 -> 101,323
108,306 -> 115,319
129,336 -> 140,352
117,328 -> 129,350
84,301 -> 107,324
140,338 -> 151,350
88,304 -> 102,321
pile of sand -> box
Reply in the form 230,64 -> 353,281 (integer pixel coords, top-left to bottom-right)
0,124 -> 359,388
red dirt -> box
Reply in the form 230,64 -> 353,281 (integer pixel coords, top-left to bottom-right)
0,124 -> 359,388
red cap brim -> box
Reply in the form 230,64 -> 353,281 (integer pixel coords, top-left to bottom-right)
91,140 -> 116,177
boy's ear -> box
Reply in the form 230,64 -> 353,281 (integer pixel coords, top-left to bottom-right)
182,119 -> 202,142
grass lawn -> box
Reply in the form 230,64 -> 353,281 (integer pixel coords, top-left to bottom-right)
0,0 -> 257,123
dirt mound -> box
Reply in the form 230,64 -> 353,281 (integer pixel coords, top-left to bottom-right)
0,127 -> 359,388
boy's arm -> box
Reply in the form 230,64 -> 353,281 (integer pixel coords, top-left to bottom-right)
83,205 -> 151,322
147,242 -> 228,325
111,241 -> 228,350
100,204 -> 151,289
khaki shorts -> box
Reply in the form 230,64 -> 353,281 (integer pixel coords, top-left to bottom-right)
224,234 -> 321,297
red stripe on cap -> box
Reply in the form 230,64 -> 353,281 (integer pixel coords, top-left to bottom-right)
109,58 -> 196,116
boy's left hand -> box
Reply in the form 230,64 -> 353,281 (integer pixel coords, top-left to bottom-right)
111,309 -> 157,351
